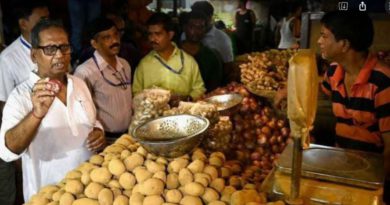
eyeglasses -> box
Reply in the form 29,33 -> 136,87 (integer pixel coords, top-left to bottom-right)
36,44 -> 71,56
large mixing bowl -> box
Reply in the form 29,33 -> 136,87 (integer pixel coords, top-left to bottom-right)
204,93 -> 243,116
132,114 -> 210,158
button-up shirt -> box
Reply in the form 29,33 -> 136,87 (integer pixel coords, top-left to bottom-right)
74,51 -> 132,133
0,36 -> 37,101
133,44 -> 206,99
0,72 -> 102,201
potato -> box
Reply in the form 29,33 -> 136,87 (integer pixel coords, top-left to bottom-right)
209,201 -> 226,205
143,195 -> 164,205
59,192 -> 74,205
153,171 -> 167,183
168,158 -> 189,173
220,186 -> 236,203
111,188 -> 122,198
40,185 -> 59,200
146,153 -> 158,160
104,153 -> 117,162
104,144 -> 125,154
130,192 -> 144,205
202,188 -> 219,203
113,195 -> 128,205
123,189 -> 132,198
210,152 -> 226,162
76,193 -> 86,199
229,176 -> 241,188
191,150 -> 207,161
210,178 -> 225,193
203,166 -> 218,181
134,167 -> 153,183
162,203 -> 177,205
72,198 -> 99,205
64,179 -> 83,195
183,182 -> 205,196
145,160 -> 165,173
65,170 -> 81,180
139,178 -> 164,195
98,188 -> 113,205
77,162 -> 97,173
84,182 -> 104,199
90,167 -> 112,184
209,157 -> 223,168
156,157 -> 168,165
165,189 -> 182,203
219,167 -> 232,178
128,144 -> 139,152
243,183 -> 256,190
246,202 -> 261,205
30,194 -> 49,205
194,174 -> 209,187
81,171 -> 91,185
124,153 -> 144,171
119,172 -> 136,190
242,190 -> 265,203
115,136 -> 133,146
108,179 -> 121,189
180,196 -> 202,205
120,149 -> 131,160
230,191 -> 246,205
137,146 -> 148,156
108,158 -> 126,176
90,154 -> 104,165
52,189 -> 65,201
187,159 -> 205,174
132,184 -> 141,194
47,202 -> 59,205
194,173 -> 211,183
166,173 -> 179,189
178,168 -> 193,186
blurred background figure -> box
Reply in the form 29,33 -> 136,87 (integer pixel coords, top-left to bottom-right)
235,0 -> 256,54
276,2 -> 302,49
68,0 -> 101,65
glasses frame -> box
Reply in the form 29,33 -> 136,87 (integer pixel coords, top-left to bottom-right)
36,44 -> 72,56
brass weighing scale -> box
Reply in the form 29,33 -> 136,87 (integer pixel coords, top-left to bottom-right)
262,143 -> 385,205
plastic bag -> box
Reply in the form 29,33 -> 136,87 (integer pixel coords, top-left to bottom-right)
287,49 -> 318,148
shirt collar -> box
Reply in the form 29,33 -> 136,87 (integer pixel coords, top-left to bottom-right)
152,42 -> 180,61
93,50 -> 123,72
19,35 -> 31,50
334,54 -> 377,86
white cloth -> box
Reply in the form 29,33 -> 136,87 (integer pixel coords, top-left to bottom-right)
0,35 -> 37,101
74,51 -> 132,133
278,17 -> 298,49
182,26 -> 234,63
0,72 -> 102,201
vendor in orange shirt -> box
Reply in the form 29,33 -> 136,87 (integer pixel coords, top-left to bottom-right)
275,11 -> 390,201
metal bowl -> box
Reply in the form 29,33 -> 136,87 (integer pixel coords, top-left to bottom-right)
204,93 -> 243,115
132,114 -> 210,158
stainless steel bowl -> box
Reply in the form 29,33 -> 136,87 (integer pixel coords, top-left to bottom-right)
204,93 -> 243,115
132,114 -> 210,158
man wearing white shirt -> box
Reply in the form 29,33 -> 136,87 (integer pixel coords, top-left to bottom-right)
0,1 -> 49,204
0,19 -> 106,201
75,17 -> 132,143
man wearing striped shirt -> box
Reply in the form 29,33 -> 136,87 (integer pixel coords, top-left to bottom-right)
318,11 -> 390,201
75,17 -> 132,142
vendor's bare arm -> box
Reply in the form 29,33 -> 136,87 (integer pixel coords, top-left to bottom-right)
383,132 -> 390,180
5,112 -> 42,154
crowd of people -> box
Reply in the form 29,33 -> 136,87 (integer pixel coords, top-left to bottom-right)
0,0 -> 388,204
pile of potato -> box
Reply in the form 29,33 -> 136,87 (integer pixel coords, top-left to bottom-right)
239,49 -> 297,92
129,88 -> 171,132
26,134 -> 286,205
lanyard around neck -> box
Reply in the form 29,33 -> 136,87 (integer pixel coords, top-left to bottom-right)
20,36 -> 31,49
154,50 -> 184,74
92,55 -> 130,88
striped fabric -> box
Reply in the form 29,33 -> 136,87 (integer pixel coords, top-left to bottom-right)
321,54 -> 390,151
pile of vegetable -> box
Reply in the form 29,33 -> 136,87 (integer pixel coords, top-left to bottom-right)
239,49 -> 297,92
26,135 -> 285,205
